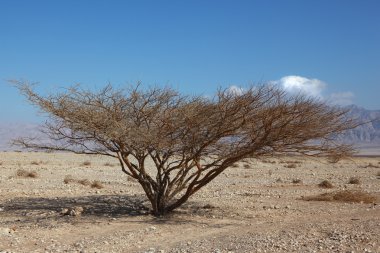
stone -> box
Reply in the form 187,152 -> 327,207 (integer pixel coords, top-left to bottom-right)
0,227 -> 15,235
61,206 -> 84,216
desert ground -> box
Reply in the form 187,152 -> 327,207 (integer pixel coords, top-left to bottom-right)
0,152 -> 379,253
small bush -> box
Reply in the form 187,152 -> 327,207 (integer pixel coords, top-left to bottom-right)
327,154 -> 342,164
348,177 -> 361,184
0,161 -> 3,166
77,179 -> 91,186
318,180 -> 334,189
81,161 -> 91,166
280,160 -> 302,164
377,171 -> 380,177
276,178 -> 283,183
230,163 -> 239,168
292,178 -> 302,184
284,164 -> 297,168
103,162 -> 115,167
16,169 -> 38,178
261,159 -> 276,164
243,164 -> 251,169
303,190 -> 377,204
91,180 -> 104,189
30,161 -> 40,165
63,175 -> 75,184
364,163 -> 380,169
202,204 -> 215,209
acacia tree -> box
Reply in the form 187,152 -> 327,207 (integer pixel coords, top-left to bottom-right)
11,80 -> 355,216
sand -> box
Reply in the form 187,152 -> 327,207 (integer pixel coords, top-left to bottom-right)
0,152 -> 379,253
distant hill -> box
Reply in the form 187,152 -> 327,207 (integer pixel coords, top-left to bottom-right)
338,105 -> 380,145
0,122 -> 40,151
0,105 -> 379,153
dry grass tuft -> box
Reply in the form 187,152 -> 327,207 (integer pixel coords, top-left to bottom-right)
63,175 -> 75,184
348,177 -> 361,185
318,180 -> 334,189
284,163 -> 297,168
303,190 -> 377,204
363,163 -> 380,169
261,159 -> 276,164
103,162 -> 115,167
327,154 -> 343,164
230,163 -> 239,168
0,161 -> 3,166
16,169 -> 38,178
30,161 -> 41,165
91,180 -> 104,189
280,160 -> 302,164
292,178 -> 302,184
81,161 -> 91,166
276,178 -> 283,183
202,204 -> 215,209
78,179 -> 91,186
243,164 -> 251,169
64,175 -> 104,189
377,171 -> 380,177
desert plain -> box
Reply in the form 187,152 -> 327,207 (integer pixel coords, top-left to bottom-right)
0,152 -> 379,253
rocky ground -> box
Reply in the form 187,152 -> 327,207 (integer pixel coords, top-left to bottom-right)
0,152 -> 379,253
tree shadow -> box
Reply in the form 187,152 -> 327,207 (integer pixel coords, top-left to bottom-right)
0,195 -> 233,228
1,194 -> 150,219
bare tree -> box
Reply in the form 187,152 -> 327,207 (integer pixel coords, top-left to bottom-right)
11,80 -> 355,216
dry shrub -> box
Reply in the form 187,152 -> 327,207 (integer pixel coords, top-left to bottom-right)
0,161 -> 3,166
292,178 -> 302,184
230,163 -> 239,168
30,161 -> 40,165
377,171 -> 380,177
16,169 -> 38,178
81,161 -> 91,166
280,160 -> 302,164
284,163 -> 297,168
327,154 -> 343,163
363,163 -> 380,169
318,180 -> 334,189
202,204 -> 215,209
103,162 -> 115,167
91,180 -> 104,189
276,178 -> 283,183
243,164 -> 251,169
261,159 -> 276,164
63,175 -> 75,184
78,179 -> 91,186
348,177 -> 361,184
64,176 -> 104,189
303,190 -> 377,204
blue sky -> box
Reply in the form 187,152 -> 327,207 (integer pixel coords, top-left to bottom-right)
1,0 -> 380,122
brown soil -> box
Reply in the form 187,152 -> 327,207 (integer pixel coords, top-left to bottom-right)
0,152 -> 379,252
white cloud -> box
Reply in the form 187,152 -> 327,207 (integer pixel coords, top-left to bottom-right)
226,85 -> 244,96
273,75 -> 326,98
328,92 -> 355,106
